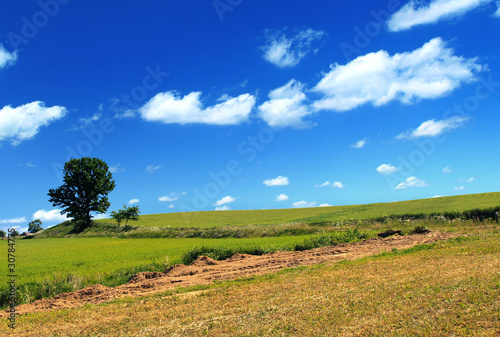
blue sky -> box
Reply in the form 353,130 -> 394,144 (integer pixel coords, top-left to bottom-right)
1,0 -> 500,231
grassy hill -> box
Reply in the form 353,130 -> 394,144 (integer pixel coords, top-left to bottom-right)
38,192 -> 500,238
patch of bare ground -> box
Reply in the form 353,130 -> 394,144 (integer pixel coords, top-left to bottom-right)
1,231 -> 457,317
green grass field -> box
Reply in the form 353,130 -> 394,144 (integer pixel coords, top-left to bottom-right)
1,192 -> 499,319
95,191 -> 500,228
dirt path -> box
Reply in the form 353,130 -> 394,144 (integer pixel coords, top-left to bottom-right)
1,232 -> 457,317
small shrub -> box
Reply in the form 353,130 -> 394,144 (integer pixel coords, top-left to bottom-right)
377,229 -> 402,238
410,225 -> 430,234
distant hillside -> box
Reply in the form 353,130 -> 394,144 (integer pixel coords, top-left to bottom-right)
40,192 -> 500,237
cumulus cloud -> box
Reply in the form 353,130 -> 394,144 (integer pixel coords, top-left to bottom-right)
377,164 -> 399,175
395,176 -> 429,189
139,91 -> 256,125
388,0 -> 494,32
159,196 -> 177,202
351,139 -> 367,148
0,44 -> 17,69
32,209 -> 71,223
275,194 -> 289,201
396,116 -> 469,139
319,203 -> 333,207
292,201 -> 317,208
0,217 -> 26,224
128,199 -> 140,205
261,28 -> 325,68
455,186 -> 466,191
258,80 -> 314,128
0,101 -> 67,146
146,165 -> 161,173
443,166 -> 452,173
215,205 -> 231,211
263,176 -> 290,186
313,38 -> 482,112
214,196 -> 236,207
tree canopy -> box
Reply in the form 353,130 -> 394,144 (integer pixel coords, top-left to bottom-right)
28,219 -> 43,233
111,205 -> 140,225
48,157 -> 116,230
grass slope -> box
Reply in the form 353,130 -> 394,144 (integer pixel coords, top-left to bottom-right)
40,192 -> 500,235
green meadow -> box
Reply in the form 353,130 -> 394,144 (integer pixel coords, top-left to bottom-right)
1,191 -> 499,310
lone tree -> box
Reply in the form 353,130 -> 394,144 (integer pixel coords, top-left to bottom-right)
111,205 -> 140,226
48,157 -> 116,230
28,219 -> 43,233
0,230 -> 5,238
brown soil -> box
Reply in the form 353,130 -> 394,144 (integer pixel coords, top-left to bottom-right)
1,232 -> 457,317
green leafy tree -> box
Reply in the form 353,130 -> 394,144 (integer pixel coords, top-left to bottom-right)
28,219 -> 43,233
9,228 -> 19,237
111,205 -> 140,225
48,157 -> 116,230
0,230 -> 5,238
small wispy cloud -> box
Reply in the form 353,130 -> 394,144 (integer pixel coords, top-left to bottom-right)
128,199 -> 140,205
292,201 -> 317,208
215,205 -> 231,211
351,138 -> 367,149
388,0 -> 495,32
146,165 -> 161,173
459,177 -> 475,183
442,166 -> 452,173
455,186 -> 466,191
0,217 -> 26,224
109,164 -> 125,174
0,44 -> 17,69
315,181 -> 344,188
396,116 -> 469,139
263,176 -> 289,186
261,28 -> 326,68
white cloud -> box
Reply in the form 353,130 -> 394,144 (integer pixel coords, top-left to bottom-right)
0,217 -> 26,224
0,44 -> 17,69
316,181 -> 344,188
275,194 -> 289,201
159,196 -> 178,202
443,166 -> 452,173
261,28 -> 325,68
351,138 -> 367,148
263,176 -> 289,186
25,161 -> 37,168
258,80 -> 314,128
377,164 -> 399,175
460,177 -> 475,183
455,186 -> 466,191
146,165 -> 161,173
397,116 -> 469,139
292,201 -> 317,208
333,182 -> 344,189
496,3 -> 500,16
214,196 -> 236,206
319,203 -> 333,207
128,199 -> 140,205
168,204 -> 175,209
139,91 -> 256,125
109,164 -> 125,174
0,101 -> 67,146
388,0 -> 494,32
313,38 -> 482,112
32,209 -> 71,223
395,176 -> 429,189
215,205 -> 231,211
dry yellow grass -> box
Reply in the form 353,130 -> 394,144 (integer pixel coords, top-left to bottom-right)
4,231 -> 500,336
